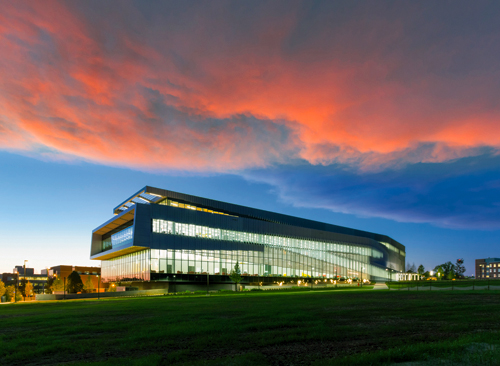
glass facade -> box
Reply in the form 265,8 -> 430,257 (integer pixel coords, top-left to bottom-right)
96,187 -> 405,283
101,250 -> 150,282
102,226 -> 134,252
151,219 -> 389,279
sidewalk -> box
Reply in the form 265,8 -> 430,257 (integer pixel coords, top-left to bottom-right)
372,283 -> 389,290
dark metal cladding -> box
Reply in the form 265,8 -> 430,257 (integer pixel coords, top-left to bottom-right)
143,186 -> 404,250
93,186 -> 406,285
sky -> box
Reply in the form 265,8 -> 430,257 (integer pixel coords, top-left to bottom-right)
1,0 -> 499,275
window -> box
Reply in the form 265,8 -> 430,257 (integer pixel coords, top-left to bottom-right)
151,218 -> 391,279
158,199 -> 237,217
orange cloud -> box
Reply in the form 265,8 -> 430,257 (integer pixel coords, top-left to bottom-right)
1,1 -> 499,172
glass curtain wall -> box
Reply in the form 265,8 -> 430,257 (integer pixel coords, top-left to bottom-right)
152,219 -> 393,279
150,248 -> 368,278
102,226 -> 134,252
101,250 -> 150,282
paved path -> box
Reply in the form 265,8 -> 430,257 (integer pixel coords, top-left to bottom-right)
372,283 -> 389,290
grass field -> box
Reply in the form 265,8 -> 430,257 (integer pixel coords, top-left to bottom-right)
387,279 -> 500,291
2,288 -> 500,366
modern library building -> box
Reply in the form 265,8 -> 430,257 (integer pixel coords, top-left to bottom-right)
90,186 -> 405,290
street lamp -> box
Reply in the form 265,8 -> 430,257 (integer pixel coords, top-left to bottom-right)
45,267 -> 50,295
360,267 -> 365,287
23,260 -> 28,301
97,275 -> 100,300
14,268 -> 18,303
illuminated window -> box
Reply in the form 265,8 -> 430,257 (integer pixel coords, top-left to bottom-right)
158,199 -> 237,217
150,218 -> 395,279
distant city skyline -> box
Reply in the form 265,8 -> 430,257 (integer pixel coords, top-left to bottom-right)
1,1 -> 499,276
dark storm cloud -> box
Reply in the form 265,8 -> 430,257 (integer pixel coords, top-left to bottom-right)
244,152 -> 500,229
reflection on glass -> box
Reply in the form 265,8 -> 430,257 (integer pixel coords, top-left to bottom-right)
101,250 -> 150,282
151,219 -> 392,279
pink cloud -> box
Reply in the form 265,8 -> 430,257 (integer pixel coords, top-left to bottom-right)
1,1 -> 500,172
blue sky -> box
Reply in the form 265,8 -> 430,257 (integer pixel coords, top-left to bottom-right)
1,151 -> 497,275
1,1 -> 500,275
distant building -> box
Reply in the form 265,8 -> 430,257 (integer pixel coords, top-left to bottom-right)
4,266 -> 48,294
49,265 -> 101,291
1,272 -> 18,286
14,266 -> 34,276
1,265 -> 103,295
476,258 -> 500,279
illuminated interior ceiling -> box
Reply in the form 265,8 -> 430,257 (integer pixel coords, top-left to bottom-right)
91,245 -> 149,260
113,189 -> 165,215
94,209 -> 135,235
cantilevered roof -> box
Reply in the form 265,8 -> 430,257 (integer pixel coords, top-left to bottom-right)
113,187 -> 164,214
94,207 -> 135,235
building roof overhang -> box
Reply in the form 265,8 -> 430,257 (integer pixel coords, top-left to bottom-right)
112,186 -> 164,215
93,207 -> 135,235
90,245 -> 148,260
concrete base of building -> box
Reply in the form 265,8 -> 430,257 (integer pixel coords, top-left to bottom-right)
167,282 -> 235,293
36,288 -> 169,301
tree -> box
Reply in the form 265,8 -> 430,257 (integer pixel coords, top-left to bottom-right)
455,259 -> 466,278
83,276 -> 95,293
19,279 -> 27,297
24,281 -> 33,299
45,276 -> 55,294
446,269 -> 455,280
51,276 -> 65,292
406,262 -> 417,273
229,262 -> 242,292
5,285 -> 18,302
417,265 -> 425,276
435,265 -> 444,280
67,271 -> 84,293
434,261 -> 456,280
0,280 -> 5,298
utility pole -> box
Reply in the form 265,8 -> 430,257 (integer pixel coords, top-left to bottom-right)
23,260 -> 28,301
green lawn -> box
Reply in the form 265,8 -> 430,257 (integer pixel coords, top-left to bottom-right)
387,279 -> 500,290
1,289 -> 500,365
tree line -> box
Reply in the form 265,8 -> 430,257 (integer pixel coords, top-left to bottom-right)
0,271 -> 98,301
406,258 -> 466,280
44,271 -> 96,294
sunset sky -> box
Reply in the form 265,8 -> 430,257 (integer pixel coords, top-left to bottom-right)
1,1 -> 499,275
